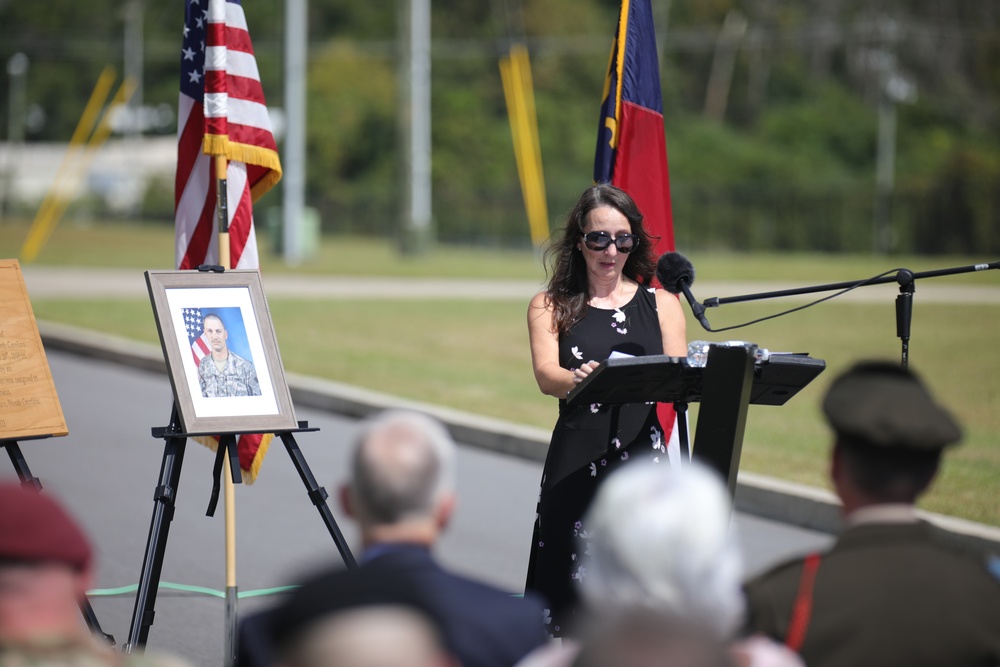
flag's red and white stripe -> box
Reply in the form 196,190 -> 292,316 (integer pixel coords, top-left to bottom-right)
191,333 -> 211,366
175,0 -> 280,271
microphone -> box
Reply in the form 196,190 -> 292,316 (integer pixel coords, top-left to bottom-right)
656,252 -> 712,331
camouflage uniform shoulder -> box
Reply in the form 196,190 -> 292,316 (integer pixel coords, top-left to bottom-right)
0,635 -> 193,667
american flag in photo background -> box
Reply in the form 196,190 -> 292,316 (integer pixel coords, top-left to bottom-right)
175,0 -> 281,271
183,308 -> 211,368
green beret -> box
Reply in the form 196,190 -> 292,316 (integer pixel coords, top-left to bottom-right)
822,361 -> 962,451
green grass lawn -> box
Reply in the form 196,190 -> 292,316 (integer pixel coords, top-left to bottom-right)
7,221 -> 1000,525
4,219 -> 1000,284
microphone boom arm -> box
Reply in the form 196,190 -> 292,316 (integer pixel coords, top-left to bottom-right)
702,260 -> 1000,308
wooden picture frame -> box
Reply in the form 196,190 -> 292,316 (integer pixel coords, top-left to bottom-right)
145,270 -> 297,434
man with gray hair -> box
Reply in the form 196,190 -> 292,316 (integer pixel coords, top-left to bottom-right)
342,410 -> 457,545
239,411 -> 548,667
337,410 -> 549,667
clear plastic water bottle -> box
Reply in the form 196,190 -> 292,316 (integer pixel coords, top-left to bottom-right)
687,341 -> 712,368
687,340 -> 768,367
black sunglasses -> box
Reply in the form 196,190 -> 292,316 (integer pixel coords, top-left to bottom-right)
581,231 -> 639,253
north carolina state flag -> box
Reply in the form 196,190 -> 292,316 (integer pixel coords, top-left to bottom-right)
593,0 -> 674,256
593,0 -> 681,457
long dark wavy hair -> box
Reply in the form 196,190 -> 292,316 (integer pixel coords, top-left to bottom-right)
543,184 -> 658,335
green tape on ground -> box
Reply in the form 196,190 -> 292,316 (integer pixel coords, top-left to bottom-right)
88,582 -> 299,599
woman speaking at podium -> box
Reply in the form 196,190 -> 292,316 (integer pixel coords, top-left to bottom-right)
524,184 -> 687,636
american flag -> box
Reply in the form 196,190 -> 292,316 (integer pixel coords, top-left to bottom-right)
183,308 -> 211,367
175,0 -> 281,271
175,0 -> 279,481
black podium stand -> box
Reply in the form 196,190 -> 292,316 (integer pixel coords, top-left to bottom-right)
566,345 -> 825,495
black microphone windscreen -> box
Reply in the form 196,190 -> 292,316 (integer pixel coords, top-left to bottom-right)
656,252 -> 695,294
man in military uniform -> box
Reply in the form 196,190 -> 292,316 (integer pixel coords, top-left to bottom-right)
0,482 -> 190,667
742,360 -> 1000,667
198,313 -> 261,398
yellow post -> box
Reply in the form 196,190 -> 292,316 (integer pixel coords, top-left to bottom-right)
516,46 -> 548,239
500,45 -> 549,246
23,77 -> 137,262
20,66 -> 118,262
217,156 -> 231,269
215,154 -> 238,667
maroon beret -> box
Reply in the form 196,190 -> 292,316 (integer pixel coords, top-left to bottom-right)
0,482 -> 92,571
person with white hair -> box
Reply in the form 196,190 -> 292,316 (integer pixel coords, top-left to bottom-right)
517,462 -> 802,667
578,462 -> 744,638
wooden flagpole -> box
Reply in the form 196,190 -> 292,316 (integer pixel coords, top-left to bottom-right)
215,154 -> 239,667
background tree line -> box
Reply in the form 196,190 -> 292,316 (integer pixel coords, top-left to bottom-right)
1,0 -> 997,254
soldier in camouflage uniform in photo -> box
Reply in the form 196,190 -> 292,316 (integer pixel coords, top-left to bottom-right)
198,313 -> 261,398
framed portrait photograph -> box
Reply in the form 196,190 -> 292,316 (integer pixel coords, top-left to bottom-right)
145,270 -> 298,434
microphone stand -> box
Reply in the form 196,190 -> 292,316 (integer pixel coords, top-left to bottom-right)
701,260 -> 1000,368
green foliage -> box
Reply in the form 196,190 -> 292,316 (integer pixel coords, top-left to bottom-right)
305,42 -> 399,235
758,81 -> 877,171
2,0 -> 999,254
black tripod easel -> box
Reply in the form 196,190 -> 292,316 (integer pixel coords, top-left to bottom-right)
122,405 -> 357,654
702,260 -> 1000,368
1,436 -> 115,645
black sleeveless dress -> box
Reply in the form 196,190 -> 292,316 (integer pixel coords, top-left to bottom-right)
524,286 -> 668,637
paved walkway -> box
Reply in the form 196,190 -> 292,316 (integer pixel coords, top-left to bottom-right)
20,266 -> 1000,304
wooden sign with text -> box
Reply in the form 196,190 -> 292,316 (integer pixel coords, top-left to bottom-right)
0,259 -> 68,440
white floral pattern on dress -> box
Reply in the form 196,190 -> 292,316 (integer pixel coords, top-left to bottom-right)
571,346 -> 583,360
611,308 -> 628,335
650,426 -> 665,452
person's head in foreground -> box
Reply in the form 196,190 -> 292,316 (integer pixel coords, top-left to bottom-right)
572,609 -> 736,667
270,566 -> 457,667
0,481 -> 93,644
822,360 -> 962,514
578,461 -> 744,640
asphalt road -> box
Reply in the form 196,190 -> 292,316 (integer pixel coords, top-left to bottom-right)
8,351 -> 833,667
